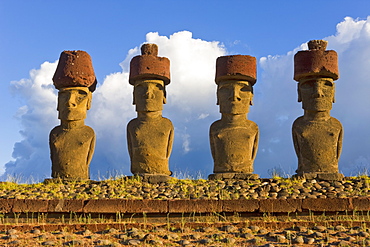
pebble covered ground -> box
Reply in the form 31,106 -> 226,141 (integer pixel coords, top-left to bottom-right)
1,176 -> 370,246
0,176 -> 369,200
2,224 -> 370,246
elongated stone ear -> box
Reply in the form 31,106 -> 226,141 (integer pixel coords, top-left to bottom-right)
298,85 -> 302,102
87,92 -> 92,110
333,84 -> 336,103
163,87 -> 167,104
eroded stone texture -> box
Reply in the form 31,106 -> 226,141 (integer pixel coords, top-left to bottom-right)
209,55 -> 259,180
127,44 -> 173,177
53,50 -> 97,92
292,40 -> 344,180
49,50 -> 96,180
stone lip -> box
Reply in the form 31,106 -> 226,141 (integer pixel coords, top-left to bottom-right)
0,197 -> 368,214
129,44 -> 170,85
53,50 -> 97,92
294,41 -> 339,81
215,55 -> 257,85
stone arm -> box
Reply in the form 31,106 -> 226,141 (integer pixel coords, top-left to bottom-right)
337,128 -> 343,161
49,131 -> 55,163
87,134 -> 95,167
252,129 -> 259,161
127,125 -> 133,161
209,126 -> 216,161
167,127 -> 174,159
292,128 -> 300,158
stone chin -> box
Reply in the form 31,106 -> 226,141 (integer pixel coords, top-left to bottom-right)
219,103 -> 250,114
135,101 -> 163,112
58,109 -> 87,121
302,99 -> 333,112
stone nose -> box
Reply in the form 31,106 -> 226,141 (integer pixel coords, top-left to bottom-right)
229,87 -> 241,101
313,84 -> 325,98
66,93 -> 77,107
145,87 -> 155,99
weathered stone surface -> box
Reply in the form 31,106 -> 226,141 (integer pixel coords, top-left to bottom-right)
294,40 -> 339,81
352,197 -> 370,211
222,199 -> 259,212
127,44 -> 173,176
12,199 -> 48,212
208,173 -> 259,180
302,198 -> 351,211
293,172 -> 344,181
50,51 -> 96,180
83,199 -> 126,213
259,199 -> 302,213
129,44 -> 170,85
292,40 -> 343,178
215,55 -> 257,85
53,50 -> 97,91
47,200 -> 84,212
125,200 -> 168,213
210,55 -> 259,175
0,199 -> 13,213
127,174 -> 173,183
169,200 -> 221,213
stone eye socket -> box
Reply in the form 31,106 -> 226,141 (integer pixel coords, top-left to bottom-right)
78,90 -> 88,96
156,84 -> 164,90
300,81 -> 314,89
240,85 -> 251,92
324,80 -> 333,87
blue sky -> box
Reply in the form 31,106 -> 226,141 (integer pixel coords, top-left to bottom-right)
1,1 -> 370,181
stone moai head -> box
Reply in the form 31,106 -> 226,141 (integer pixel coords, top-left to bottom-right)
129,44 -> 170,112
294,40 -> 339,112
53,50 -> 97,120
215,55 -> 257,114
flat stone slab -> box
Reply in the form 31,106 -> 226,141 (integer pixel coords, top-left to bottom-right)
292,172 -> 344,181
0,198 -> 365,214
126,174 -> 174,183
208,173 -> 259,180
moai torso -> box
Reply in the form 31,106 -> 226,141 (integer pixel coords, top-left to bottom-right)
293,116 -> 342,174
128,44 -> 173,176
292,40 -> 343,179
210,119 -> 258,173
210,55 -> 259,175
50,50 -> 97,180
127,117 -> 173,175
50,125 -> 95,179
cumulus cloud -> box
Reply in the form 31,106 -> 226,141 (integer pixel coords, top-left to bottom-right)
4,31 -> 225,181
5,18 -> 370,181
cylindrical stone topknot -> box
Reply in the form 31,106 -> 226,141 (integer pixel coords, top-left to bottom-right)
294,40 -> 339,81
53,50 -> 97,92
141,43 -> 158,56
129,44 -> 170,85
215,55 -> 257,85
308,40 -> 328,51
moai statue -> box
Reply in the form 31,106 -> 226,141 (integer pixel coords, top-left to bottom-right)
49,50 -> 96,180
127,44 -> 174,182
209,55 -> 259,180
293,40 -> 344,180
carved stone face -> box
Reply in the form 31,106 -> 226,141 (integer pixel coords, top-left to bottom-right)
134,79 -> 166,112
217,80 -> 253,114
57,87 -> 91,120
298,77 -> 335,111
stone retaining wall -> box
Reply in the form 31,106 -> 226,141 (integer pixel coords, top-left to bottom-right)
1,198 -> 370,214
